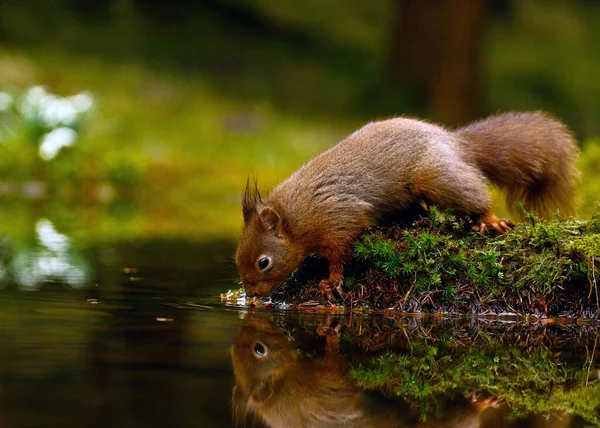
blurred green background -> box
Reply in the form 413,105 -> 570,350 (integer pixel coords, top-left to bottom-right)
0,0 -> 599,246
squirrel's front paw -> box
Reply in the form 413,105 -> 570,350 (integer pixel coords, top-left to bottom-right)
474,212 -> 514,236
318,278 -> 347,302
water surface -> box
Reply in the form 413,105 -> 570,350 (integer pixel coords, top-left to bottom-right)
0,215 -> 598,427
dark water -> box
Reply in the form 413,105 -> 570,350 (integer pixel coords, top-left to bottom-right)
0,219 -> 599,427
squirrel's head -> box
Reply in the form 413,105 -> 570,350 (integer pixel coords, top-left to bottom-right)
231,312 -> 298,413
235,181 -> 305,297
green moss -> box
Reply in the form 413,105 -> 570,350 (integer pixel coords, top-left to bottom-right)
354,233 -> 401,278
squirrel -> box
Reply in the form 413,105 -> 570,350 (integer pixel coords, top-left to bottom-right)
235,112 -> 579,300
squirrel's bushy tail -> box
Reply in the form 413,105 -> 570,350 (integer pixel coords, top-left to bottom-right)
455,111 -> 580,217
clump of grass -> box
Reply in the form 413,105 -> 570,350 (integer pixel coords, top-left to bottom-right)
268,205 -> 600,318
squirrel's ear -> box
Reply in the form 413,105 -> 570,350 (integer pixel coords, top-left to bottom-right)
259,207 -> 283,237
242,178 -> 262,223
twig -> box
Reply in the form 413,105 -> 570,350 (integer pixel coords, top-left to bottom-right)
586,334 -> 597,387
593,256 -> 598,317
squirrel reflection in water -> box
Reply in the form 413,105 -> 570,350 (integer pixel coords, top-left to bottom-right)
231,313 -> 507,428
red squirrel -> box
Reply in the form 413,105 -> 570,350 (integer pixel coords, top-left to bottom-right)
235,112 -> 579,300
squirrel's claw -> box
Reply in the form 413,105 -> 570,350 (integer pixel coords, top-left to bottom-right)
474,213 -> 514,236
318,280 -> 336,302
318,278 -> 346,303
333,279 -> 347,300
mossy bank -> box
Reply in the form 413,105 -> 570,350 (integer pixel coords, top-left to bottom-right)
225,206 -> 600,319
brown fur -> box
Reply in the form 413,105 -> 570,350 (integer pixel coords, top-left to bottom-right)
236,112 -> 580,298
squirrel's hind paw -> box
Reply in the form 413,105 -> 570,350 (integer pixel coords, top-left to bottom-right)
473,212 -> 514,236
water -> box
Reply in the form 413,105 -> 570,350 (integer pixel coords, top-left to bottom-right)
0,217 -> 599,427
0,235 -> 242,427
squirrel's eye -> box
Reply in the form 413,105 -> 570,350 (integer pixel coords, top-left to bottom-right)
258,257 -> 271,271
254,342 -> 267,357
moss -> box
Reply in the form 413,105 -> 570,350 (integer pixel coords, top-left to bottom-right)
228,206 -> 600,318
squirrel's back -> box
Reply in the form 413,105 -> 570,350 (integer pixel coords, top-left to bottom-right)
268,118 -> 466,221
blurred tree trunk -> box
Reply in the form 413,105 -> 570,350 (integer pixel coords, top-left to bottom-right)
389,0 -> 487,126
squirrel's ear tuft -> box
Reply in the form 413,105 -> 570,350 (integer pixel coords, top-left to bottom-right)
242,178 -> 262,223
259,206 -> 283,237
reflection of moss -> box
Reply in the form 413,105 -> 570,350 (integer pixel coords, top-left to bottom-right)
263,207 -> 600,318
349,336 -> 600,424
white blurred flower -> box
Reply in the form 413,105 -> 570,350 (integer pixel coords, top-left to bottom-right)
39,127 -> 78,160
18,86 -> 48,120
0,92 -> 12,111
17,86 -> 94,127
40,96 -> 78,127
69,91 -> 94,112
9,219 -> 90,290
25,86 -> 48,105
11,249 -> 88,290
36,219 -> 71,252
